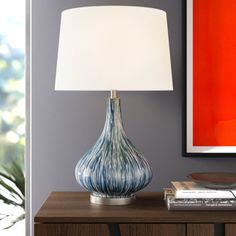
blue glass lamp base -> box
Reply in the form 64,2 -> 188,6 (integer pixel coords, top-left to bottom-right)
75,97 -> 153,205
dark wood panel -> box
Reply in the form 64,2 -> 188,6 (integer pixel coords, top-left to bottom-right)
225,224 -> 236,236
35,224 -> 109,236
120,224 -> 185,236
187,224 -> 214,236
35,223 -> 186,236
35,192 -> 236,223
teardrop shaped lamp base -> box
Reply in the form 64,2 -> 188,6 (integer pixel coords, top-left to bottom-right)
75,97 -> 153,204
90,194 -> 136,205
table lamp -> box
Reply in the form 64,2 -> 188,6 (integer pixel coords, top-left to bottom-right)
55,6 -> 173,205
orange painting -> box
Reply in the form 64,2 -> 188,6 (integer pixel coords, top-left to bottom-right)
193,0 -> 236,146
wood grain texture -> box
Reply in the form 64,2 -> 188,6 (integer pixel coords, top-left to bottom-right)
225,224 -> 236,236
120,224 -> 185,236
35,224 -> 185,236
34,192 -> 236,223
187,224 -> 214,236
35,224 -> 109,236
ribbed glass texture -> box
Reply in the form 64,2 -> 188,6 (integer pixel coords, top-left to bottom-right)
75,98 -> 152,198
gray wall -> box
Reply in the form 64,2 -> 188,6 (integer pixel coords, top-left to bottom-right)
32,0 -> 236,226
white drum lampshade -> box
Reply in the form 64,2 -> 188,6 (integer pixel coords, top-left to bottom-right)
55,6 -> 173,91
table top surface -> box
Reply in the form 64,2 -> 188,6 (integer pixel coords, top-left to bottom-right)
34,192 -> 236,223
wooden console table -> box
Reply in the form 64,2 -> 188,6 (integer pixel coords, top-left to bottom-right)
34,192 -> 236,236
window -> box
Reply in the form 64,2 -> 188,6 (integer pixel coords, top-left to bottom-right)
0,0 -> 25,235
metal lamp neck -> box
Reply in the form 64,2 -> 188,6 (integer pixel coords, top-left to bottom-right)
110,90 -> 118,98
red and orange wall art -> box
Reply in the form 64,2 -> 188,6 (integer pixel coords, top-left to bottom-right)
186,0 -> 236,155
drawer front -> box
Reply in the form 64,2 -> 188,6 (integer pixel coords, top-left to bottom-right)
187,224 -> 214,236
120,224 -> 185,236
225,224 -> 236,236
35,224 -> 109,236
35,223 -> 236,236
35,223 -> 185,236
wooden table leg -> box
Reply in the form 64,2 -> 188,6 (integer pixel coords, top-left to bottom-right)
108,223 -> 121,236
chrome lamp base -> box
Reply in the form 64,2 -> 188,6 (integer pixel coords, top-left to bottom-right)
90,194 -> 136,205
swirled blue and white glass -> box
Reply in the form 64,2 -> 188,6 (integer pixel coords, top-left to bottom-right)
75,98 -> 152,202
